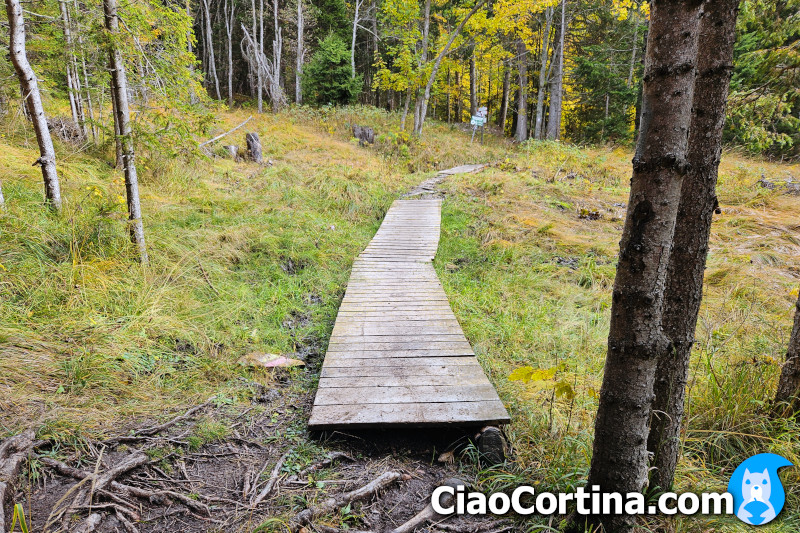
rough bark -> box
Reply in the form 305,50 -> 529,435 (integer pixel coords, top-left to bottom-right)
0,430 -> 36,533
246,132 -> 263,163
5,0 -> 62,211
269,0 -> 285,111
412,0 -> 431,132
104,0 -> 149,264
570,2 -> 703,531
514,38 -> 528,142
775,295 -> 800,415
498,62 -> 510,131
647,0 -> 740,493
545,0 -> 566,141
534,6 -> 553,140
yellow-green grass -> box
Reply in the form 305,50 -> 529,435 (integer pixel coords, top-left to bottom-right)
2,101 -> 799,531
436,142 -> 800,531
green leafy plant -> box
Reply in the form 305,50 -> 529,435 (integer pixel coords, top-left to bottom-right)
11,503 -> 30,533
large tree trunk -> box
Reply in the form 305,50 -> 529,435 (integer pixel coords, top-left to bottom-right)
647,0 -> 740,493
296,0 -> 304,104
545,0 -> 566,141
775,295 -> 800,415
569,2 -> 703,531
201,0 -> 221,100
534,6 -> 553,140
514,38 -> 528,142
498,61 -> 510,131
5,0 -> 62,211
411,0 -> 486,136
104,0 -> 148,264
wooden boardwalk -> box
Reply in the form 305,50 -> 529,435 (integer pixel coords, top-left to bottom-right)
309,196 -> 510,429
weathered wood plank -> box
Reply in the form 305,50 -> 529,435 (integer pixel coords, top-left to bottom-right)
308,401 -> 509,428
309,196 -> 509,429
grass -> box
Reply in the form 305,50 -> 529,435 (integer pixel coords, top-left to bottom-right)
2,100 -> 800,531
435,141 -> 800,531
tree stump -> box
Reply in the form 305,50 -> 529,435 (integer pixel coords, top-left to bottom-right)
352,125 -> 375,146
223,145 -> 239,160
246,132 -> 263,163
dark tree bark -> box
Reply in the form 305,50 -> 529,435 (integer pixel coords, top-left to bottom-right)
534,6 -> 553,140
775,295 -> 800,415
514,38 -> 528,142
5,0 -> 62,211
647,0 -> 740,493
246,132 -> 263,163
568,2 -> 703,531
498,61 -> 510,131
545,0 -> 566,141
469,52 -> 477,116
104,0 -> 148,264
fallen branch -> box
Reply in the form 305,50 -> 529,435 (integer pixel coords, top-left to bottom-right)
291,471 -> 404,531
389,477 -> 465,533
104,402 -> 210,444
0,430 -> 36,533
251,449 -> 292,506
198,116 -> 253,148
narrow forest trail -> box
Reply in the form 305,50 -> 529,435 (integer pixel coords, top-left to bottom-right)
309,188 -> 509,429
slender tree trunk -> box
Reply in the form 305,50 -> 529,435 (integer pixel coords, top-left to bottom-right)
568,2 -> 703,532
104,0 -> 148,264
534,6 -> 553,140
110,79 -> 122,168
400,89 -> 412,130
5,0 -> 62,211
455,71 -> 462,122
498,61 -> 510,131
0,180 -> 4,208
469,53 -> 477,116
371,1 -> 379,105
775,295 -> 800,415
59,1 -> 80,131
296,0 -> 304,104
447,68 -> 452,124
627,13 -> 640,87
647,0 -> 739,493
201,0 -> 221,99
74,0 -> 96,140
224,0 -> 235,106
351,0 -> 361,79
412,0 -> 431,132
514,38 -> 528,142
412,0 -> 486,136
270,0 -> 283,111
546,0 -> 566,140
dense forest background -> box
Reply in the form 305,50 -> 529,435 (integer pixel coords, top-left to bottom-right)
0,0 -> 797,158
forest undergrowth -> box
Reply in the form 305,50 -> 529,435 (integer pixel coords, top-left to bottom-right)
1,104 -> 799,531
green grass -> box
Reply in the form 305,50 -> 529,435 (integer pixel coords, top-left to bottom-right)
2,102 -> 799,531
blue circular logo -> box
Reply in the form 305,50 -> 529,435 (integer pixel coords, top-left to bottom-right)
727,453 -> 793,525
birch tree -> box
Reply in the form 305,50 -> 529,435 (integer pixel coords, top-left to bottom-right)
514,38 -> 528,142
201,0 -> 221,99
296,0 -> 305,104
223,0 -> 236,106
534,6 -> 553,140
104,0 -> 148,264
5,0 -> 63,212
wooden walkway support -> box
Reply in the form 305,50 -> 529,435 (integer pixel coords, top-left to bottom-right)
309,196 -> 510,429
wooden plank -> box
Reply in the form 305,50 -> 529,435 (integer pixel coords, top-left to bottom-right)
308,401 -> 509,429
309,196 -> 509,429
313,384 -> 498,405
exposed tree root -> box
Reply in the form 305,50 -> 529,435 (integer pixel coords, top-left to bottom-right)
0,429 -> 36,533
291,471 -> 405,532
389,477 -> 464,533
103,402 -> 211,445
251,448 -> 292,506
